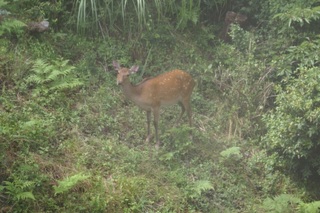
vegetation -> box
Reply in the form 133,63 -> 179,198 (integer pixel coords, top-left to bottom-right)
1,0 -> 320,212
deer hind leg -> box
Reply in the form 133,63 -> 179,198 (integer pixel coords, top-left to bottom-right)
175,102 -> 185,125
153,107 -> 160,148
182,98 -> 192,127
182,98 -> 193,142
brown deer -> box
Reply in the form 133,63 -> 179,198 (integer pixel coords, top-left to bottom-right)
113,61 -> 195,147
219,11 -> 248,42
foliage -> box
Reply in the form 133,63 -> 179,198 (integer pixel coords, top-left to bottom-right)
263,195 -> 320,213
0,0 -> 7,7
0,18 -> 26,36
220,146 -> 242,160
201,41 -> 272,139
26,58 -> 83,97
2,0 -> 66,30
53,173 -> 90,195
229,23 -> 255,54
273,5 -> 320,27
176,0 -> 200,29
74,0 -> 202,36
186,180 -> 213,199
278,37 -> 320,77
299,201 -> 320,213
262,194 -> 302,213
160,125 -> 194,161
0,179 -> 35,202
75,0 -> 98,33
263,66 -> 320,180
251,0 -> 320,68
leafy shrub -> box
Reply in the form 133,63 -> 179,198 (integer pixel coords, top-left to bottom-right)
263,67 -> 320,180
263,195 -> 320,213
262,194 -> 302,213
229,24 -> 255,54
220,146 -> 242,162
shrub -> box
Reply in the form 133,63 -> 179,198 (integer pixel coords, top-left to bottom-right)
263,66 -> 320,181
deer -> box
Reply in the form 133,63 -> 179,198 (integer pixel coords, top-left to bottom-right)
113,61 -> 195,147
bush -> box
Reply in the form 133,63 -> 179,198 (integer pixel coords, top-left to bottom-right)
262,194 -> 302,213
263,66 -> 320,181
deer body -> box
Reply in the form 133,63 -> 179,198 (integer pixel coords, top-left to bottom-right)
113,61 -> 195,146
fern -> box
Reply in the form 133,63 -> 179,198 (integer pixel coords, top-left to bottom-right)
15,192 -> 36,201
0,19 -> 26,36
1,180 -> 35,201
26,58 -> 83,95
53,173 -> 90,195
299,201 -> 320,213
188,180 -> 213,199
263,194 -> 302,213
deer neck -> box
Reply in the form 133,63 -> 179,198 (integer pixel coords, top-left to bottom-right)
120,78 -> 142,103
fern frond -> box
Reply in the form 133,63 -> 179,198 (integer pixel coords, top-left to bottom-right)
188,180 -> 213,198
263,194 -> 302,212
1,180 -> 35,201
22,181 -> 35,189
0,19 -> 26,36
54,59 -> 69,68
299,201 -> 320,213
32,59 -> 50,74
42,64 -> 54,75
26,74 -> 43,84
53,173 -> 90,195
16,192 -> 35,200
49,74 -> 83,91
47,69 -> 63,81
193,180 -> 213,195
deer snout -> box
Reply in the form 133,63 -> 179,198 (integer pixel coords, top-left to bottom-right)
116,76 -> 123,85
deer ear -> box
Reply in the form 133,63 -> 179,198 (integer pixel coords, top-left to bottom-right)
113,61 -> 120,70
129,65 -> 139,74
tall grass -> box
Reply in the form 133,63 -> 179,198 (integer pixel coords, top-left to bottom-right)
76,0 -> 99,33
74,0 -> 202,36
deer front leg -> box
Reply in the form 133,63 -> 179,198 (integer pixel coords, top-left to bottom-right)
145,110 -> 152,143
153,107 -> 160,148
